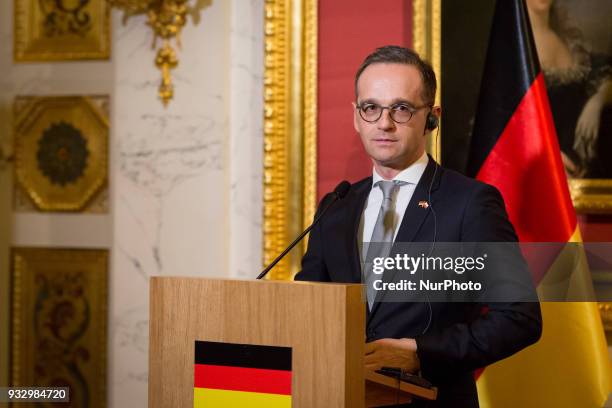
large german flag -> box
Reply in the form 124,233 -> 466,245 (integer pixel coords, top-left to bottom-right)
194,341 -> 292,407
467,0 -> 612,407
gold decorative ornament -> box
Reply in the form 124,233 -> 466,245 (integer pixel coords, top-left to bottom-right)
14,0 -> 110,61
14,96 -> 109,212
263,0 -> 291,281
569,179 -> 612,213
11,247 -> 108,407
263,0 -> 318,280
109,0 -> 210,106
302,0 -> 318,244
598,302 -> 612,331
412,0 -> 442,162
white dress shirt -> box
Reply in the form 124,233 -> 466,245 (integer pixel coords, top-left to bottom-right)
359,152 -> 429,261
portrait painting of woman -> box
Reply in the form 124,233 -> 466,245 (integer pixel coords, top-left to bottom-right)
526,0 -> 612,179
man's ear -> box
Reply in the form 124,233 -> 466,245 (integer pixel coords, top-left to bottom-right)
431,106 -> 441,119
352,102 -> 360,133
424,106 -> 442,134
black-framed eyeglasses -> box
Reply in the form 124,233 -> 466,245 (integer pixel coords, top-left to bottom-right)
355,102 -> 430,124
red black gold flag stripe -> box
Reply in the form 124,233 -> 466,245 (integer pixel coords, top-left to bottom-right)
467,0 -> 574,247
467,1 -> 611,407
193,341 -> 292,408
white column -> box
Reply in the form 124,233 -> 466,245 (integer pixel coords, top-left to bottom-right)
109,1 -> 264,405
228,0 -> 264,278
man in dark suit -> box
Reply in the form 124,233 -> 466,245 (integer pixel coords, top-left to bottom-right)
294,46 -> 542,407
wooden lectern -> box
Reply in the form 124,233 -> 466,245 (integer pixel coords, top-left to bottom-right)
149,277 -> 436,407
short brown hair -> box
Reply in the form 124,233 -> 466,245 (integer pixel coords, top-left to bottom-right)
354,45 -> 437,105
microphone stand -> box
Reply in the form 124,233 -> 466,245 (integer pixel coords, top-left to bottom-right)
256,181 -> 350,279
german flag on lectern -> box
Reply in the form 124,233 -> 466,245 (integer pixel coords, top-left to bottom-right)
193,341 -> 292,407
467,0 -> 612,407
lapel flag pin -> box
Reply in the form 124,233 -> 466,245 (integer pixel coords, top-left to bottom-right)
418,201 -> 429,209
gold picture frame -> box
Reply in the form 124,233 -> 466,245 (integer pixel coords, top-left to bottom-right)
262,0 -> 317,280
14,95 -> 109,212
412,0 -> 442,162
599,303 -> 612,331
14,0 -> 110,61
541,0 -> 612,213
11,247 -> 108,407
570,173 -> 612,214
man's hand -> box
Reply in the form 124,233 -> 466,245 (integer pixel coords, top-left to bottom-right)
364,338 -> 420,374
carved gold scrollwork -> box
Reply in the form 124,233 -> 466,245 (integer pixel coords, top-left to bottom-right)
109,0 -> 209,106
569,179 -> 612,213
11,248 -> 108,407
14,0 -> 110,61
263,0 -> 291,280
14,96 -> 109,212
263,0 -> 318,280
598,302 -> 612,333
412,0 -> 442,162
155,41 -> 179,103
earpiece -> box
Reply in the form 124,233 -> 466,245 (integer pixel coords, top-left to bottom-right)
426,112 -> 439,131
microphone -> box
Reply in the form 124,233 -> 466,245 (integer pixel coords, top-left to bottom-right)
256,180 -> 351,280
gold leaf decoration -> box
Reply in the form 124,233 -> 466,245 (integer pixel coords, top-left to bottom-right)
109,0 -> 211,106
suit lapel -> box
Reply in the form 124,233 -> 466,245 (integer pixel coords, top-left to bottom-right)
394,157 -> 440,243
368,157 -> 442,322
